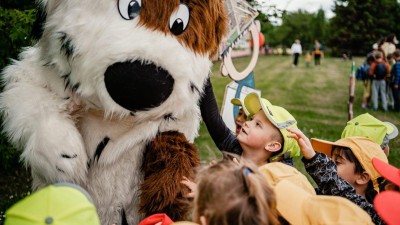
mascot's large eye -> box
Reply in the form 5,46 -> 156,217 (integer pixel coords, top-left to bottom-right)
118,0 -> 142,20
169,4 -> 190,35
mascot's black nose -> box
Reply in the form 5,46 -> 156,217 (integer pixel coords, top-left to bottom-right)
104,61 -> 174,112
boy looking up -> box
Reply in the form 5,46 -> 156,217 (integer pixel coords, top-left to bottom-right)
238,93 -> 300,167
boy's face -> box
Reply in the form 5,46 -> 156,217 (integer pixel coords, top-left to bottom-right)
234,107 -> 246,135
332,148 -> 357,186
237,110 -> 279,151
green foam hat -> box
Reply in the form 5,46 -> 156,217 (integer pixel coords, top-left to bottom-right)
5,183 -> 100,225
243,93 -> 300,158
341,113 -> 398,145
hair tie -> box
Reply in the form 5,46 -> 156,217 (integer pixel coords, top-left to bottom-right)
244,168 -> 252,176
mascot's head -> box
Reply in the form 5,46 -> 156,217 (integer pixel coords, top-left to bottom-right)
35,0 -> 227,118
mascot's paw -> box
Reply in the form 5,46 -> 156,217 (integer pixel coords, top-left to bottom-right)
23,116 -> 87,186
139,131 -> 200,221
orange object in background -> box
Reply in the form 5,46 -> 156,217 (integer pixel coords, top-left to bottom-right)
249,32 -> 265,49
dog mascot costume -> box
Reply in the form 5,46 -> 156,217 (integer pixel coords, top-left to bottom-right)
0,0 -> 227,224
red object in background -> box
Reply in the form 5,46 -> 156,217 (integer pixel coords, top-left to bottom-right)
249,32 -> 265,48
138,213 -> 174,225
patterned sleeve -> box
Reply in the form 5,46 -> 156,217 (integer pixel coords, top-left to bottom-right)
302,153 -> 385,225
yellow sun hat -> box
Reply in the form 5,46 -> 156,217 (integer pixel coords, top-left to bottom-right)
258,162 -> 315,195
274,180 -> 374,225
311,136 -> 388,192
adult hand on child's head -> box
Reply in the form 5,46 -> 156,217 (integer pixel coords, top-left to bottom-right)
181,177 -> 197,199
286,128 -> 316,159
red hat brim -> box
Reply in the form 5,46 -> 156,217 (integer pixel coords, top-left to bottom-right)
138,213 -> 174,225
372,158 -> 400,187
374,191 -> 400,225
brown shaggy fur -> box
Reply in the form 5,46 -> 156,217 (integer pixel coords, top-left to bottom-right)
139,0 -> 228,58
140,131 -> 200,221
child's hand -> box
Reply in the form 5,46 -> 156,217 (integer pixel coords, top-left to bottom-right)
181,176 -> 197,198
232,157 -> 240,166
286,128 -> 316,159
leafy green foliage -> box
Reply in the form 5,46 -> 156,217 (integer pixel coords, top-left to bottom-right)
0,5 -> 36,172
264,9 -> 328,51
0,7 -> 36,69
329,0 -> 400,56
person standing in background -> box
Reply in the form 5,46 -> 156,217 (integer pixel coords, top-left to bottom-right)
291,39 -> 302,67
305,51 -> 312,68
312,40 -> 324,66
381,34 -> 398,62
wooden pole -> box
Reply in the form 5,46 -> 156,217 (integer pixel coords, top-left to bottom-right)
348,61 -> 355,120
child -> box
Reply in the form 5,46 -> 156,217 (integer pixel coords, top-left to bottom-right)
305,51 -> 312,68
390,49 -> 400,112
341,113 -> 398,156
192,159 -> 279,225
274,180 -> 374,224
361,53 -> 375,109
287,128 -> 387,225
230,98 -> 248,135
199,80 -> 299,161
369,51 -> 390,111
259,162 -> 372,224
236,93 -> 300,167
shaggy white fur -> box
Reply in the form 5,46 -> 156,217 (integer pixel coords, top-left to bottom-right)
0,0 -> 216,224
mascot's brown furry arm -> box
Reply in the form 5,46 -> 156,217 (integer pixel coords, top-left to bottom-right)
0,0 -> 227,224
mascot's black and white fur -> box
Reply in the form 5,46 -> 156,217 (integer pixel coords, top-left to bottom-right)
0,0 -> 227,224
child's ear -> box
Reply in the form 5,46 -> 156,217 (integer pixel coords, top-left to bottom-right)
355,171 -> 370,185
264,141 -> 282,152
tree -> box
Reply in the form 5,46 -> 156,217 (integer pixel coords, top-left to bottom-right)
0,2 -> 36,171
265,10 -> 328,51
329,0 -> 400,56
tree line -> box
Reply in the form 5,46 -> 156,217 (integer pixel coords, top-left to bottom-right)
256,0 -> 400,56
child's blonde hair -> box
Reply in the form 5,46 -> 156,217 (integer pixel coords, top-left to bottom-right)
193,159 -> 279,225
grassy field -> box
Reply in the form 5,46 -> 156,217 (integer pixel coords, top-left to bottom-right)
195,54 -> 400,170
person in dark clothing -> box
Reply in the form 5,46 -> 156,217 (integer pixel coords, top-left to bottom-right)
391,50 -> 400,112
200,83 -> 300,166
287,128 -> 388,225
312,40 -> 324,66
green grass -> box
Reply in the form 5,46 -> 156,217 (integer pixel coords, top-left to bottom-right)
195,55 -> 400,169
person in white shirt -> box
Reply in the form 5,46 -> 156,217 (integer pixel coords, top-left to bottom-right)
291,39 -> 302,67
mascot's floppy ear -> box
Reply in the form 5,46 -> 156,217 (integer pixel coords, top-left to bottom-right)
140,131 -> 200,221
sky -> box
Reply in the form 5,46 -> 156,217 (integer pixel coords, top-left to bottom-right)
263,0 -> 335,23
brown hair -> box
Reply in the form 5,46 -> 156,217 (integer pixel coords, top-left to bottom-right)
393,49 -> 400,59
193,160 -> 279,225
